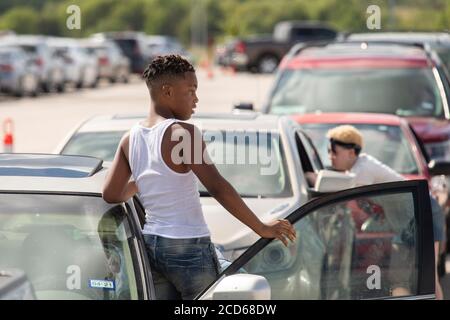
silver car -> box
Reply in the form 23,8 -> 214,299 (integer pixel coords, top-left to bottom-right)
5,35 -> 66,93
47,37 -> 99,89
80,38 -> 130,83
0,153 -> 436,300
55,112 -> 339,258
144,35 -> 192,62
0,45 -> 39,97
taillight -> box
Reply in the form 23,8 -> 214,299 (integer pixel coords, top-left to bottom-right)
35,58 -> 43,66
0,64 -> 13,72
98,56 -> 109,65
234,41 -> 246,54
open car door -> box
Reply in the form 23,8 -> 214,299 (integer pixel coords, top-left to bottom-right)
199,180 -> 435,300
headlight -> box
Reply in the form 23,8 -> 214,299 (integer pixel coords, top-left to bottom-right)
425,140 -> 450,162
230,240 -> 298,274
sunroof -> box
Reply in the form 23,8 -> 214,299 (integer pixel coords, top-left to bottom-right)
0,154 -> 103,178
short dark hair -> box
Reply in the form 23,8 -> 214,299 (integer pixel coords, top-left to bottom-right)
142,54 -> 195,89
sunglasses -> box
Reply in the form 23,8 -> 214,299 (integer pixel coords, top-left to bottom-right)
328,138 -> 361,154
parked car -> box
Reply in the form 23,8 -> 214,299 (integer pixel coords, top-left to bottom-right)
4,35 -> 66,93
91,32 -> 148,74
0,154 -> 435,299
0,269 -> 36,300
0,45 -> 39,97
144,35 -> 192,62
216,21 -> 338,73
294,112 -> 449,198
294,112 -> 450,276
47,37 -> 99,89
80,38 -> 130,83
55,112 -> 328,258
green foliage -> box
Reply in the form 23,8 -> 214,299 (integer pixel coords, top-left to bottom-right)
1,0 -> 450,44
0,6 -> 40,34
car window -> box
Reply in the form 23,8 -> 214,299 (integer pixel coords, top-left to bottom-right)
269,68 -> 445,118
18,45 -> 37,54
296,130 -> 323,174
301,124 -> 419,175
0,194 -> 142,300
61,131 -> 126,162
0,52 -> 12,61
201,180 -> 434,300
114,39 -> 138,56
198,131 -> 292,198
434,47 -> 450,73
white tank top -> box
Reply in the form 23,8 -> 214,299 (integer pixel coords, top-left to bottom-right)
129,118 -> 210,238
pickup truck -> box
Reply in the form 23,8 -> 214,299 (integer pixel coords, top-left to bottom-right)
216,20 -> 338,73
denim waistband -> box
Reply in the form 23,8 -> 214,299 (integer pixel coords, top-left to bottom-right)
143,234 -> 212,245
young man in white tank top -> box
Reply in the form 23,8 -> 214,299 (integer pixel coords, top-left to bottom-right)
102,55 -> 296,300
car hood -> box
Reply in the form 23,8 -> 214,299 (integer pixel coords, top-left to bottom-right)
200,196 -> 296,251
407,117 -> 450,143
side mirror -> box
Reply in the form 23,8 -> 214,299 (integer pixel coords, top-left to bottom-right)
428,160 -> 450,176
212,274 -> 270,300
0,269 -> 36,300
314,169 -> 355,193
233,102 -> 254,111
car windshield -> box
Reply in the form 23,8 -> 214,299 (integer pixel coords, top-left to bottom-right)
270,68 -> 445,117
198,131 -> 292,198
61,130 -> 292,198
301,123 -> 419,174
61,131 -> 126,162
0,193 -> 140,300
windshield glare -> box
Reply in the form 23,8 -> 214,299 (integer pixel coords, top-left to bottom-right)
270,68 -> 444,117
0,194 -> 140,300
61,131 -> 125,162
199,131 -> 292,198
62,130 -> 293,198
302,124 -> 419,175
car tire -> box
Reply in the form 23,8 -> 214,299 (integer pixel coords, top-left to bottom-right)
56,82 -> 65,93
257,54 -> 279,74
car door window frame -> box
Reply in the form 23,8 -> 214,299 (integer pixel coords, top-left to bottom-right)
0,190 -> 151,300
198,180 -> 435,300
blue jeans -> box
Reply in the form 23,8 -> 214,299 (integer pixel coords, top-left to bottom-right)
143,234 -> 220,300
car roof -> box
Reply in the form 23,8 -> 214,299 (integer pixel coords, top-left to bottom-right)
284,42 -> 432,69
73,112 -> 283,133
293,112 -> 406,127
347,32 -> 450,46
0,154 -> 107,194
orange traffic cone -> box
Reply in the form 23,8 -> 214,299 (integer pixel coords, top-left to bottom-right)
207,67 -> 214,79
3,118 -> 14,153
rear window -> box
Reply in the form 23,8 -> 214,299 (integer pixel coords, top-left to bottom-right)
114,39 -> 137,56
0,194 -> 141,300
0,52 -> 12,61
270,67 -> 445,118
19,45 -> 37,54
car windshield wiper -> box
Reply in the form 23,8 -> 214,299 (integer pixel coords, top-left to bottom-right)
199,190 -> 265,198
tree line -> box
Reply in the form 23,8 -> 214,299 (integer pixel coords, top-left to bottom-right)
1,0 -> 450,46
